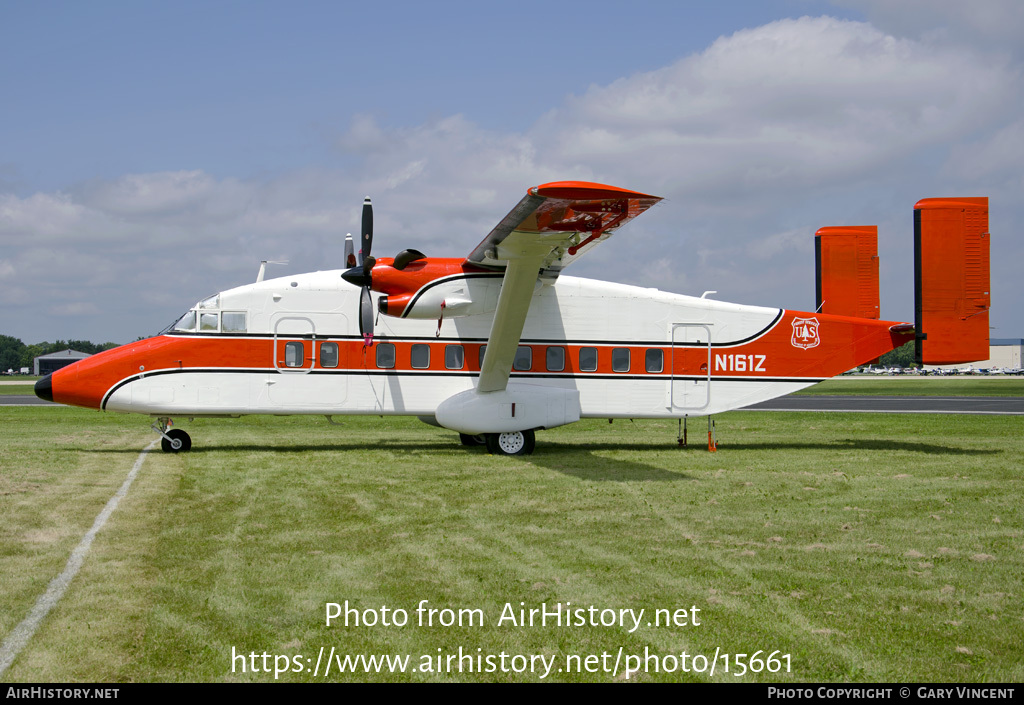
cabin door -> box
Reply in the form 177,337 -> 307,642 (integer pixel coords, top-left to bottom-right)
268,314 -> 348,407
670,323 -> 711,411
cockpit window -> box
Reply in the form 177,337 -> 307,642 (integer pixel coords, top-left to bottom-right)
172,311 -> 196,332
222,312 -> 246,333
198,294 -> 219,309
200,312 -> 219,332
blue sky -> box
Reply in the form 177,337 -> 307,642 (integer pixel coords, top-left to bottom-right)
2,0 -> 1021,345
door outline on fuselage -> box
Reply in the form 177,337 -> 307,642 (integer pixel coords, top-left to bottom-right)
273,316 -> 316,373
670,323 -> 712,411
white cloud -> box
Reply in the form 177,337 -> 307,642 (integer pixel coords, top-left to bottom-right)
3,14 -> 1022,342
532,16 -> 1016,203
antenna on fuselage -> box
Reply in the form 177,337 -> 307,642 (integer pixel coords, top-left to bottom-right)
256,260 -> 289,283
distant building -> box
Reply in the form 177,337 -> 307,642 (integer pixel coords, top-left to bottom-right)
924,339 -> 1023,371
34,349 -> 92,376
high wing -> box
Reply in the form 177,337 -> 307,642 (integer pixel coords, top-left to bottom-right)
471,181 -> 661,393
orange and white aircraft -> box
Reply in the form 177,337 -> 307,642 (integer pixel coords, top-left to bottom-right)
34,182 -> 989,455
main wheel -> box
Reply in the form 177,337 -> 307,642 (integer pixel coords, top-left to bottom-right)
161,428 -> 192,453
485,430 -> 536,456
459,433 -> 487,447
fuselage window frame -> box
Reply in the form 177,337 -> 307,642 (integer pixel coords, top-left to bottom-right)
445,345 -> 465,370
612,348 -> 630,373
579,347 -> 598,372
645,348 -> 664,374
284,341 -> 305,368
513,346 -> 532,371
320,341 -> 339,368
411,343 -> 430,370
376,342 -> 396,369
546,346 -> 566,372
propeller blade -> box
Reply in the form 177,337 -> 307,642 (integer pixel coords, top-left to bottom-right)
360,197 -> 373,264
344,233 -> 356,268
359,286 -> 374,344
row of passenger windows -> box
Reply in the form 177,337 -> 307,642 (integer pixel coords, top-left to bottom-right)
282,341 -> 666,373
374,343 -> 664,373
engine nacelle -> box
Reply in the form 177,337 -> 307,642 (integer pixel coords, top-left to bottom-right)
434,383 -> 581,435
377,276 -> 508,319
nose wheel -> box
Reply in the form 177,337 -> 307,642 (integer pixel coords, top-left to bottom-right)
153,418 -> 192,453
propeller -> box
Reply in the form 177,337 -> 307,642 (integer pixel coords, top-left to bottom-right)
342,197 -> 377,345
340,196 -> 428,345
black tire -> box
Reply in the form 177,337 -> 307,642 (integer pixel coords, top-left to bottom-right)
161,428 -> 192,453
459,433 -> 486,447
485,430 -> 536,456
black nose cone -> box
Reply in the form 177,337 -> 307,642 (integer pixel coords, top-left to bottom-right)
35,374 -> 54,403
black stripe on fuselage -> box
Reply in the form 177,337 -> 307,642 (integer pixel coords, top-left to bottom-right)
100,364 -> 821,411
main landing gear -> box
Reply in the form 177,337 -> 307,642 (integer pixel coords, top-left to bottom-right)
153,417 -> 191,453
461,430 -> 536,455
488,430 -> 536,456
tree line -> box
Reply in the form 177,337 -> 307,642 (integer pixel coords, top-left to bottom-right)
0,334 -> 120,373
878,340 -> 916,368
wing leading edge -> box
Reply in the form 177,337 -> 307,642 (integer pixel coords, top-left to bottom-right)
473,181 -> 661,393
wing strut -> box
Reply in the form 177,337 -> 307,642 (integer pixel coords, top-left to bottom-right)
477,254 -> 546,393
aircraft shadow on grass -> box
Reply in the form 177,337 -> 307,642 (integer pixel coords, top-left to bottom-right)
76,435 -> 1000,486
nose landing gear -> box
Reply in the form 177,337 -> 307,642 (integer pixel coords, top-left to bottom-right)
153,418 -> 192,453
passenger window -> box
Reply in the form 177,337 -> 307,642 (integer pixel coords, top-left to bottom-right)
645,348 -> 664,373
376,343 -> 395,369
320,342 -> 339,368
445,345 -> 464,370
579,347 -> 598,372
612,348 -> 630,372
478,345 -> 487,368
200,312 -> 219,332
411,344 -> 430,369
513,346 -> 532,371
285,341 -> 304,367
222,312 -> 246,333
546,346 -> 565,372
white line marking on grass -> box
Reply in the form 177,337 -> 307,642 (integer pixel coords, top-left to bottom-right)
0,439 -> 159,676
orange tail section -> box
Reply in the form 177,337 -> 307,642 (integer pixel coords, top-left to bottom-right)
815,226 -> 880,319
914,198 -> 990,365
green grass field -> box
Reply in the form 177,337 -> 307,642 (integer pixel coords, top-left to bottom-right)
0,385 -> 35,395
1,407 -> 1022,682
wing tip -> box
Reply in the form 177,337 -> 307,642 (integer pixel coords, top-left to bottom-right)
531,181 -> 660,201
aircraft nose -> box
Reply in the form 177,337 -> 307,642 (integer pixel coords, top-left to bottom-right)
35,374 -> 54,403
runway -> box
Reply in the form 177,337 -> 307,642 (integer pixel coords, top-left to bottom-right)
745,395 -> 1024,415
0,395 -> 61,407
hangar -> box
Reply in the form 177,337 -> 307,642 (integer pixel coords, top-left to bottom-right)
33,349 -> 92,377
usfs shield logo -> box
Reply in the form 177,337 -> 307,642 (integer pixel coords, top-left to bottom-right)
791,317 -> 821,349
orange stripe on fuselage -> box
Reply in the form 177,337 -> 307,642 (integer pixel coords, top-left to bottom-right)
49,311 -> 912,412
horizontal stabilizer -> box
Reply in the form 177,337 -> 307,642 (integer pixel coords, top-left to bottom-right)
914,198 -> 990,365
815,226 -> 879,319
